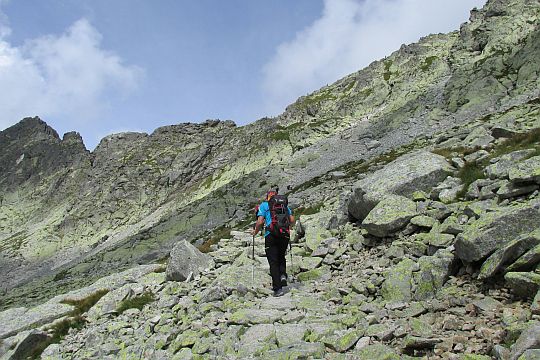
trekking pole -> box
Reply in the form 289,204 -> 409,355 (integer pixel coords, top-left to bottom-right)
252,234 -> 255,285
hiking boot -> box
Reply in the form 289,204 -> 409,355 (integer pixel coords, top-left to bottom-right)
273,288 -> 285,297
280,275 -> 288,287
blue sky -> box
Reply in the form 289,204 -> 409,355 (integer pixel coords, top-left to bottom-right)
0,0 -> 485,149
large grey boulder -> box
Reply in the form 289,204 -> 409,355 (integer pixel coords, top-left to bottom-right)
484,149 -> 536,179
509,324 -> 540,360
413,249 -> 457,300
455,202 -> 540,263
509,155 -> 540,184
0,330 -> 51,360
348,151 -> 453,221
507,244 -> 540,272
166,239 -> 214,281
381,258 -> 418,302
0,302 -> 74,340
238,324 -> 276,357
478,232 -> 540,280
505,272 -> 540,298
361,195 -> 417,237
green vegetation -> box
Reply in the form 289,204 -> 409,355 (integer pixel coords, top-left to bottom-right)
53,269 -> 69,282
301,90 -> 338,107
198,225 -> 233,253
431,146 -> 480,160
270,130 -> 291,142
116,292 -> 155,314
359,87 -> 373,98
434,127 -> 540,199
383,60 -> 393,81
343,80 -> 357,93
29,290 -> 109,359
455,162 -> 486,199
294,203 -> 324,217
490,128 -> 540,158
420,56 -> 438,72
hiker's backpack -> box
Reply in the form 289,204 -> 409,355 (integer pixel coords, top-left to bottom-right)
268,195 -> 291,239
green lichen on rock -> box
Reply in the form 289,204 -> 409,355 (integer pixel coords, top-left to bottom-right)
381,258 -> 417,302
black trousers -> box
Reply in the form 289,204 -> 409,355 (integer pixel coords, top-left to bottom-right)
265,233 -> 289,290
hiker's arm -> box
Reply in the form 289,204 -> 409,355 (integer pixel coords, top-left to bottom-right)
252,216 -> 265,235
289,215 -> 295,225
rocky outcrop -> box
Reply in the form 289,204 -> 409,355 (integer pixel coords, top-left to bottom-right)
166,239 -> 214,281
455,202 -> 540,263
362,195 -> 417,237
348,151 -> 452,221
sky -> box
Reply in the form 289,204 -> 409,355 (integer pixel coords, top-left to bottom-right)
0,0 -> 486,150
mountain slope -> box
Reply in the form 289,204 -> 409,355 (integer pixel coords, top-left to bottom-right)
1,0 -> 540,310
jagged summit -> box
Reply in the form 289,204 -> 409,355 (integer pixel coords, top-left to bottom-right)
0,116 -> 60,143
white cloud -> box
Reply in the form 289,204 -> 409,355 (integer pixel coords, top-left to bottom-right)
0,15 -> 143,130
262,0 -> 486,115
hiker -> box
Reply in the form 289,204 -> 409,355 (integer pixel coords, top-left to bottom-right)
251,188 -> 295,297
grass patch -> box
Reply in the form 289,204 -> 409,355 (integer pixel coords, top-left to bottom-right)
490,128 -> 540,159
294,203 -> 324,217
270,130 -> 290,142
431,146 -> 480,160
116,292 -> 155,314
420,56 -> 438,71
359,87 -> 373,98
301,90 -> 338,107
29,290 -> 109,359
61,290 -> 110,315
198,225 -> 232,253
343,80 -> 356,93
455,162 -> 486,199
383,60 -> 393,81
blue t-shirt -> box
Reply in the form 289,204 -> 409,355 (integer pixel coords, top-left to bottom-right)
257,201 -> 293,237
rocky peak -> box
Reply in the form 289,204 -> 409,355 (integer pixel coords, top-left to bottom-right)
0,117 -> 60,146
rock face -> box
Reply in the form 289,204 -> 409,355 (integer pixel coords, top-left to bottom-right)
166,239 -> 214,281
362,195 -> 417,237
455,203 -> 540,263
348,151 -> 452,221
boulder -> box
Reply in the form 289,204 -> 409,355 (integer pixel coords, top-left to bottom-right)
262,342 -> 325,359
478,233 -> 540,280
455,202 -> 540,263
354,344 -> 400,359
86,283 -> 144,320
361,195 -> 417,237
509,155 -> 540,184
413,249 -> 457,300
509,324 -> 540,360
485,149 -> 536,179
531,290 -> 540,315
504,272 -> 540,298
507,244 -> 540,272
463,126 -> 495,149
166,239 -> 214,281
300,212 -> 334,252
348,151 -> 453,221
382,258 -> 418,302
238,324 -> 276,357
0,330 -> 51,360
322,329 -> 364,353
0,302 -> 74,340
274,324 -> 309,347
497,181 -> 539,199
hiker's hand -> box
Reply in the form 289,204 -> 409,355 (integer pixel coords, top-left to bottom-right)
250,228 -> 257,236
